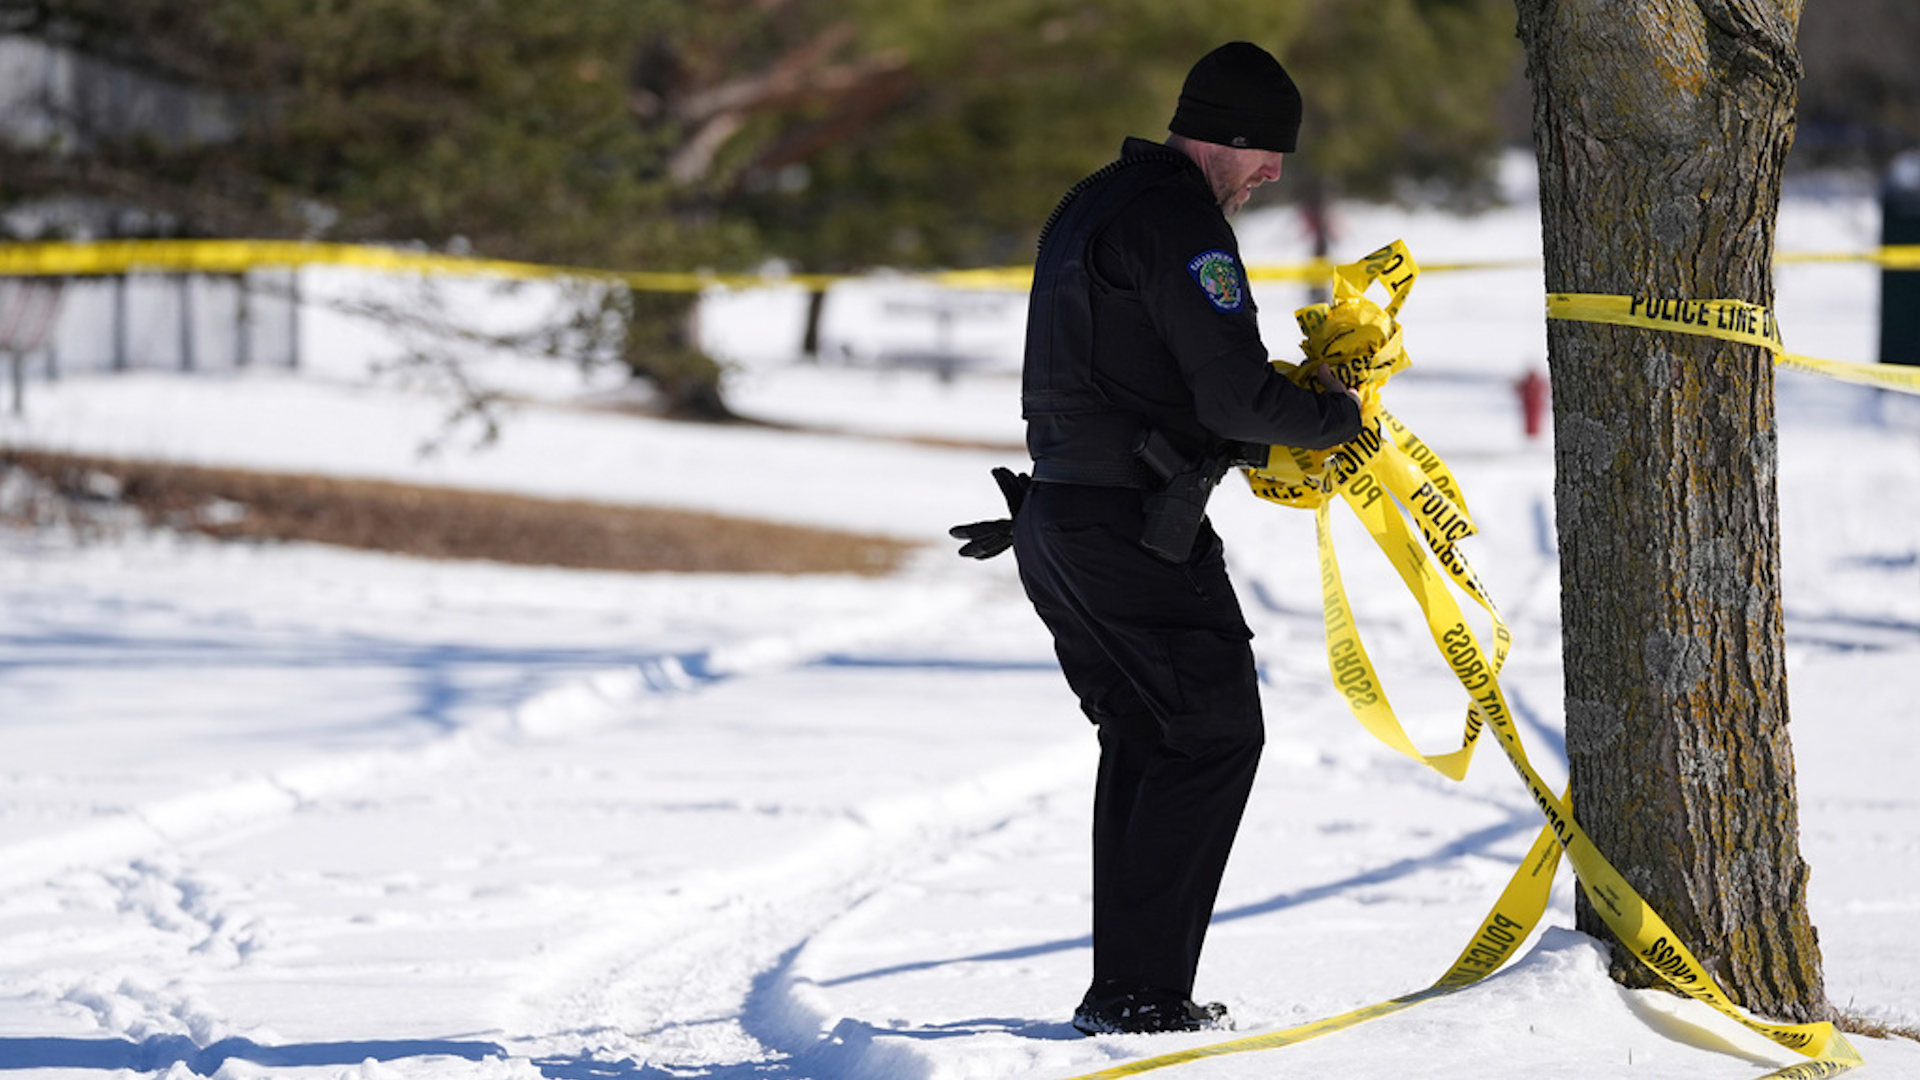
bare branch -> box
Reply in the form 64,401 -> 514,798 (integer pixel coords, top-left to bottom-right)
645,20 -> 914,185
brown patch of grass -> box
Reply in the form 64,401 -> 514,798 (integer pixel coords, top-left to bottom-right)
1839,1013 -> 1920,1042
563,395 -> 1022,454
2,449 -> 916,575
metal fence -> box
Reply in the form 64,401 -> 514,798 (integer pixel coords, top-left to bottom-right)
3,271 -> 301,414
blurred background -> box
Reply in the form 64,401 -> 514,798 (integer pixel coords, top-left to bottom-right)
0,0 -> 1913,430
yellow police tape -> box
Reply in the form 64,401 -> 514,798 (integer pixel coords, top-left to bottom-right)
0,238 -> 842,292
1548,291 -> 1920,393
1057,242 -> 1864,1080
2,238 -> 1917,295
1780,245 -> 1920,269
0,240 -> 1522,289
16,239 -> 1906,403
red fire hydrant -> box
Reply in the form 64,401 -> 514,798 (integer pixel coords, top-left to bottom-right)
1516,368 -> 1549,439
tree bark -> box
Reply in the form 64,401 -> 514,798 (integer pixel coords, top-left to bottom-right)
1513,0 -> 1830,1020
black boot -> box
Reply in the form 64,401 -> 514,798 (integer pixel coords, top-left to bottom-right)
1071,983 -> 1233,1036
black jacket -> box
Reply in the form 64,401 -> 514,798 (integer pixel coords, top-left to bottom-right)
1022,137 -> 1361,470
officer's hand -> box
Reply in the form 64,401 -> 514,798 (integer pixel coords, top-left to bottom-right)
1313,363 -> 1363,409
948,467 -> 1031,560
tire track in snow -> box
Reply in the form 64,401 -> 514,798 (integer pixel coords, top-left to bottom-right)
0,578 -> 996,1063
0,581 -> 985,895
506,735 -> 1093,1076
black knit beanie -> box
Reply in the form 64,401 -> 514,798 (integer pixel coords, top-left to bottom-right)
1169,41 -> 1303,153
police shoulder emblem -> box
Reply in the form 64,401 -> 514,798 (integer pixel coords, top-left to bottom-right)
1187,249 -> 1246,313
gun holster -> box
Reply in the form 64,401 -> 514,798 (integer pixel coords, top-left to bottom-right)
1132,429 -> 1231,563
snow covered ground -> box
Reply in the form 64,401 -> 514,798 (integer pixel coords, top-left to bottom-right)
2,183 -> 1919,1080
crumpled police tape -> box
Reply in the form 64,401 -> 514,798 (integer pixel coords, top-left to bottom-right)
1058,241 -> 1863,1080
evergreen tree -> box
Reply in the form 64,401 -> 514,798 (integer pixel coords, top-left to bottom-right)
732,0 -> 1521,270
0,0 -> 1522,413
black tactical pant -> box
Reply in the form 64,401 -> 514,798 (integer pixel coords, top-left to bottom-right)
1012,480 -> 1264,1000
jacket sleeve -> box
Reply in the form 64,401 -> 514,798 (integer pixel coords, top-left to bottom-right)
1104,191 -> 1363,451
1188,351 -> 1363,450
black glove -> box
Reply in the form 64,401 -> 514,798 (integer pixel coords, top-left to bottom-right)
948,466 -> 1030,560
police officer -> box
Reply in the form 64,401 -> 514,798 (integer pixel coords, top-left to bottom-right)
957,41 -> 1364,1036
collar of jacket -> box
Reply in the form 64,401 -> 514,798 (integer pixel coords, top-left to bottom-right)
1119,136 -> 1208,187
1037,138 -> 1208,250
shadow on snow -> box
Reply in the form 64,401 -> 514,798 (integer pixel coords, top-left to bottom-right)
0,1035 -> 506,1074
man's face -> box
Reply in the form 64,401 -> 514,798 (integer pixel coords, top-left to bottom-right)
1204,145 -> 1286,216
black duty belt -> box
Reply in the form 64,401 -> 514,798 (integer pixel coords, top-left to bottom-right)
1031,458 -> 1153,489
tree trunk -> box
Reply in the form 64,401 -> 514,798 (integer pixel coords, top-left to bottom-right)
1513,0 -> 1829,1021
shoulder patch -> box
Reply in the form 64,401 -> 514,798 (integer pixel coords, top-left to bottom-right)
1187,249 -> 1246,313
